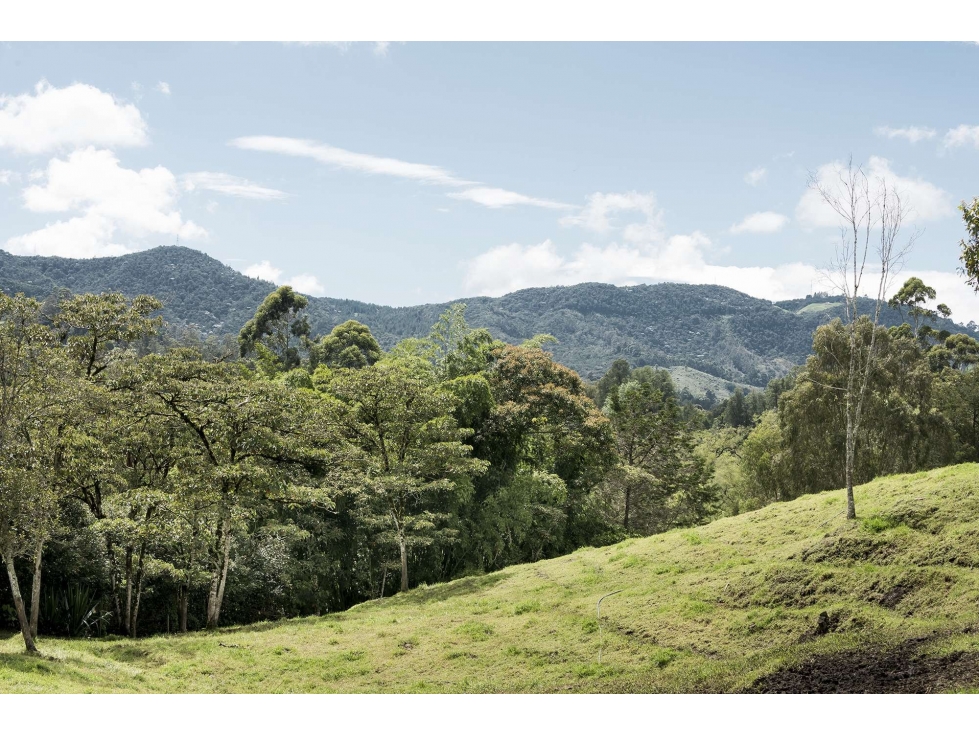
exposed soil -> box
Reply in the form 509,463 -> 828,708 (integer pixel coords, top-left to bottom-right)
751,637 -> 979,693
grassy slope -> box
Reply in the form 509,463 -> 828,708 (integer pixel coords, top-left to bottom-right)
3,465 -> 979,693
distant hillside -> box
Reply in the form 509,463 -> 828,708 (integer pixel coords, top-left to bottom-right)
2,246 -> 975,386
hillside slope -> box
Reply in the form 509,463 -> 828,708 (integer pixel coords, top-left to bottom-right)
2,246 -> 975,385
3,465 -> 979,693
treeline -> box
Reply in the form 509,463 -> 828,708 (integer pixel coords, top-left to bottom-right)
703,278 -> 979,514
0,286 -> 718,652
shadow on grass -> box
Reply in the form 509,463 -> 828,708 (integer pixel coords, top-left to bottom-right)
375,571 -> 514,607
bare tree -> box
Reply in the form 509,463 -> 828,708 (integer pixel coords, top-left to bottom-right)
810,158 -> 917,519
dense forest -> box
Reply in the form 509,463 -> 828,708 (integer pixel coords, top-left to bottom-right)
4,246 -> 973,386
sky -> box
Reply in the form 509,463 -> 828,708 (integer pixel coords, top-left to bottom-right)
2,42 -> 979,321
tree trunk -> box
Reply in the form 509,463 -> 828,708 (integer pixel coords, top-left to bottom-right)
623,485 -> 631,532
845,319 -> 859,520
206,515 -> 232,629
3,548 -> 38,654
399,533 -> 409,593
179,584 -> 189,633
123,545 -> 133,636
30,538 -> 43,638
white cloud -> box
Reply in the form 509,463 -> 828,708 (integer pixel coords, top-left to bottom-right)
242,260 -> 325,296
284,273 -> 325,296
373,42 -> 391,56
156,81 -> 171,96
4,147 -> 204,258
448,187 -> 572,210
943,125 -> 979,149
463,235 -> 824,303
0,169 -> 15,186
230,136 -> 472,186
796,156 -> 952,228
874,125 -> 937,143
206,200 -> 219,213
244,260 -> 283,282
560,191 -> 664,243
0,80 -> 148,154
744,167 -> 767,186
463,238 -> 979,324
182,172 -> 287,200
729,211 -> 789,234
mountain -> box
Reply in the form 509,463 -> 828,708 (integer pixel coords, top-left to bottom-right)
2,246 -> 975,386
4,464 -> 979,692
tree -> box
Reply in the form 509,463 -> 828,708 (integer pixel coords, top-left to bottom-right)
958,197 -> 979,291
238,286 -> 311,370
595,359 -> 632,409
139,352 -> 333,628
602,380 -> 717,534
311,320 -> 381,369
809,158 -> 917,519
888,277 -> 949,339
329,358 -> 486,592
0,293 -> 65,653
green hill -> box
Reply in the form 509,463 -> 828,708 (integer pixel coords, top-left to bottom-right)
3,465 -> 979,693
2,246 -> 974,385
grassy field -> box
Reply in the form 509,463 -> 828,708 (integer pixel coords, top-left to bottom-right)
3,464 -> 979,693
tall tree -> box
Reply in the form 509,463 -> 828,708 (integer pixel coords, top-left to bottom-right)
0,293 -> 64,653
238,286 -> 311,371
809,158 -> 916,519
311,320 -> 382,369
329,358 -> 486,592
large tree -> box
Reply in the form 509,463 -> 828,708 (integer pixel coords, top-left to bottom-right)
328,357 -> 486,592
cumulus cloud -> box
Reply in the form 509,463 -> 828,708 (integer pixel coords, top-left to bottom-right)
463,235 -> 826,303
244,260 -> 283,282
230,136 -> 472,186
461,237 -> 979,324
560,191 -> 664,243
448,187 -> 572,210
943,125 -> 979,149
874,125 -> 937,143
729,211 -> 789,234
285,273 -> 325,296
744,167 -> 767,186
242,260 -> 324,295
156,81 -> 171,96
182,172 -> 287,200
796,156 -> 952,228
0,80 -> 148,154
4,147 -> 204,258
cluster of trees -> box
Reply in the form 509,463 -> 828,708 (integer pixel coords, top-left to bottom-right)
1,287 -> 720,653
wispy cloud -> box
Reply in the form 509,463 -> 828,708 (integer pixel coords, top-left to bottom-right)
156,81 -> 171,96
744,167 -> 766,186
560,191 -> 663,243
0,169 -> 15,186
729,211 -> 789,234
182,172 -> 287,200
0,80 -> 148,155
874,125 -> 937,143
230,136 -> 472,186
943,125 -> 979,149
448,187 -> 572,210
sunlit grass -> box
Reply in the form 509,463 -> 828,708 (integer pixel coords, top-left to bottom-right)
3,463 -> 979,692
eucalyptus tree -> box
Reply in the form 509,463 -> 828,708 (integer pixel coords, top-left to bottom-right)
238,286 -> 311,371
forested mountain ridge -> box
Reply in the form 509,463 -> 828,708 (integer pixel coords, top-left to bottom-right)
2,245 -> 975,385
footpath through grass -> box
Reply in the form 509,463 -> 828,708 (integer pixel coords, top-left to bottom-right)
3,464 -> 979,693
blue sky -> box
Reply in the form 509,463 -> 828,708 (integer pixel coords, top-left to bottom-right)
2,42 -> 979,319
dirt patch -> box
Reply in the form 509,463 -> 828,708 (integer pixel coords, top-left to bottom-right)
751,638 -> 979,693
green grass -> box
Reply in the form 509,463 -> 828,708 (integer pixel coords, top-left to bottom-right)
3,464 -> 979,692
